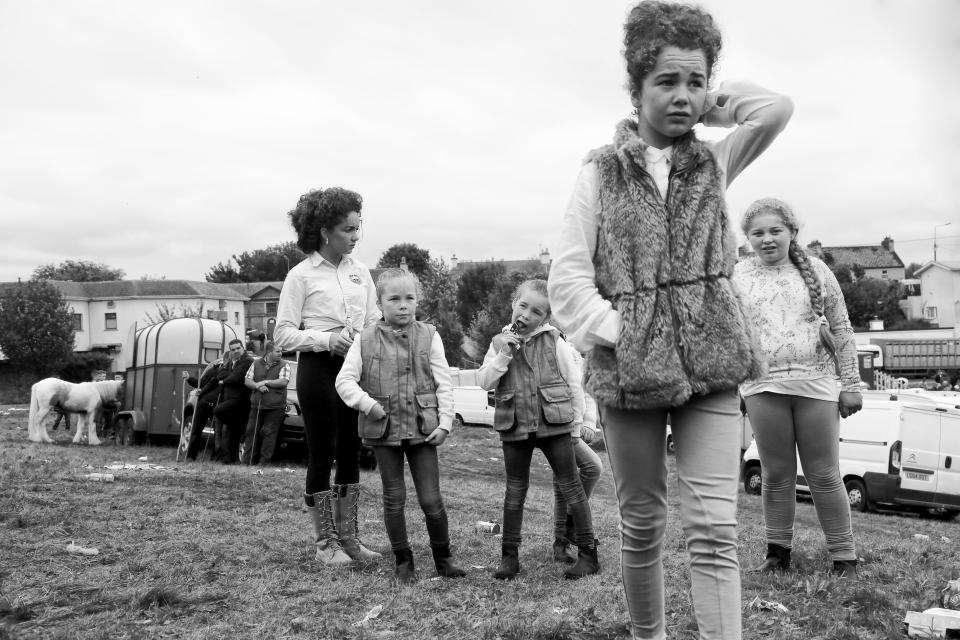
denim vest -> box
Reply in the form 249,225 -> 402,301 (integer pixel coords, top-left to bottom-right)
248,358 -> 288,410
357,321 -> 440,446
493,327 -> 576,442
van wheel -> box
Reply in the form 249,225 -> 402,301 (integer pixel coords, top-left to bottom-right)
845,478 -> 869,512
743,464 -> 762,495
453,414 -> 464,429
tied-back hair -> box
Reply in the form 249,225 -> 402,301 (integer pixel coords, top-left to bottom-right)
741,197 -> 837,360
288,187 -> 363,254
513,279 -> 550,315
375,268 -> 422,300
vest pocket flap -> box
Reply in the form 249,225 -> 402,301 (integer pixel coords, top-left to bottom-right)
415,392 -> 440,435
538,383 -> 574,425
493,390 -> 516,432
359,395 -> 389,440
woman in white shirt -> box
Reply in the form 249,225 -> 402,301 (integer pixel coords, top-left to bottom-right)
274,187 -> 382,566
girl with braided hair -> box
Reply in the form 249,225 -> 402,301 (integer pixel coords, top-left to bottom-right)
734,197 -> 862,577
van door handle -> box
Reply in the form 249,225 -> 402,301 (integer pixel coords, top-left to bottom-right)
947,457 -> 953,469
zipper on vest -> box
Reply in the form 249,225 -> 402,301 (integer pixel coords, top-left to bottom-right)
664,162 -> 693,375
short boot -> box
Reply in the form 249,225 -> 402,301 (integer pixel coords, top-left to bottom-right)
552,537 -> 576,563
494,544 -> 520,580
564,540 -> 600,580
432,544 -> 466,579
832,558 -> 858,578
335,483 -> 382,561
752,543 -> 791,572
394,547 -> 415,583
305,491 -> 352,566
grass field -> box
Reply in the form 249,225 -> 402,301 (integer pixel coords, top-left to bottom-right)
1,405 -> 958,640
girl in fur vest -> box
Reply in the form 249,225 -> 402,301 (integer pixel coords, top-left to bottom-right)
477,279 -> 599,581
734,198 -> 862,577
547,2 -> 792,637
335,268 -> 466,583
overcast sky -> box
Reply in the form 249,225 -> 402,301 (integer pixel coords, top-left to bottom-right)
2,0 -> 958,283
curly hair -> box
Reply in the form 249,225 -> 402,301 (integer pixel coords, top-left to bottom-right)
513,279 -> 550,313
287,187 -> 363,254
741,197 -> 837,359
623,1 -> 722,94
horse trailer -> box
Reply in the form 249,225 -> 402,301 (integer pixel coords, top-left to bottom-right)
114,318 -> 240,445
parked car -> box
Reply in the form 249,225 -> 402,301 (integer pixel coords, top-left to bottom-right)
452,386 -> 495,428
741,389 -> 960,520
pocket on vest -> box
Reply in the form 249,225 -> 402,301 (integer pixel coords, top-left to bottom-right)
359,395 -> 390,439
538,383 -> 574,425
415,392 -> 439,435
493,390 -> 517,432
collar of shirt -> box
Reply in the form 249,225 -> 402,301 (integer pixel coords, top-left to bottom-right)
307,251 -> 355,269
643,145 -> 673,199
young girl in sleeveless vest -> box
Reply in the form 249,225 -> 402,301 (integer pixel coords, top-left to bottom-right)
547,2 -> 792,637
335,268 -> 466,583
734,198 -> 862,577
477,279 -> 600,580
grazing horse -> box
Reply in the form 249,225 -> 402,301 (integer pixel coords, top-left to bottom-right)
28,378 -> 125,445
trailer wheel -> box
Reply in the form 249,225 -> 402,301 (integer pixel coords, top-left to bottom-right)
845,478 -> 869,512
179,412 -> 193,455
743,463 -> 762,495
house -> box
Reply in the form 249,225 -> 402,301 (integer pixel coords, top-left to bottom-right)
0,279 -> 248,370
909,261 -> 960,329
805,237 -> 906,281
450,248 -> 552,278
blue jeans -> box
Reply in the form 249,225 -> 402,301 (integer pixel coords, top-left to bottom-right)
501,433 -> 594,547
554,438 -> 603,538
373,441 -> 450,551
603,390 -> 741,640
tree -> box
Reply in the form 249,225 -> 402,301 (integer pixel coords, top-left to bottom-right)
418,258 -> 464,367
839,277 -> 905,330
377,243 -> 432,279
455,262 -> 507,327
904,262 -> 923,279
33,260 -> 125,281
205,242 -> 305,283
0,280 -> 76,377
143,302 -> 206,324
826,261 -> 865,284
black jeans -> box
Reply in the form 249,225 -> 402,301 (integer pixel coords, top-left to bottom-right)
373,441 -> 449,551
298,351 -> 361,493
214,399 -> 249,464
501,433 -> 593,547
186,395 -> 217,460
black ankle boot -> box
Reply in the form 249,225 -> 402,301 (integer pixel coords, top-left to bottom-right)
432,545 -> 466,578
394,547 -> 415,583
564,540 -> 600,579
832,558 -> 857,578
752,543 -> 791,572
552,537 -> 576,563
494,544 -> 520,580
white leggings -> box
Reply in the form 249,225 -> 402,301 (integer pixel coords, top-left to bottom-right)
602,390 -> 741,640
743,392 -> 856,561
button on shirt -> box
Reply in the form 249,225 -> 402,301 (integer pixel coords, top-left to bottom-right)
273,252 -> 380,353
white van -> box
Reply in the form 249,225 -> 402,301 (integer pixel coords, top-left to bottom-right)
741,390 -> 960,519
452,386 -> 494,427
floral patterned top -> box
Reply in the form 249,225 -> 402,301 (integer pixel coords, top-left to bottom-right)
733,255 -> 861,399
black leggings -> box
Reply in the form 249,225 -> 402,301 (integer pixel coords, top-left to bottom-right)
299,351 -> 361,493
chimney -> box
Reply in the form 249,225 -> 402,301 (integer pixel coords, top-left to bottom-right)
881,236 -> 895,254
806,240 -> 823,256
399,256 -> 409,272
450,254 -> 458,270
539,248 -> 551,267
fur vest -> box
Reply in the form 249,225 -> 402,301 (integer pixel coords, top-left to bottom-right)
585,119 -> 764,409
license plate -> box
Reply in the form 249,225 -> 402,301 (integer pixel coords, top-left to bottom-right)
904,471 -> 930,481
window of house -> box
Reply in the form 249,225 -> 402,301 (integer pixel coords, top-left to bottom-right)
73,314 -> 83,331
266,301 -> 278,314
105,312 -> 117,330
924,307 -> 938,320
881,270 -> 888,279
234,312 -> 240,325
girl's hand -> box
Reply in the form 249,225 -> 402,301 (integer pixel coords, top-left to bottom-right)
839,391 -> 863,418
491,331 -> 519,356
425,428 -> 448,446
368,403 -> 386,421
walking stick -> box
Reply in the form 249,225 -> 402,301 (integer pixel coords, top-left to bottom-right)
248,395 -> 263,467
176,374 -> 188,464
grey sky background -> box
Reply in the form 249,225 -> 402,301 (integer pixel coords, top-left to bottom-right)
2,0 -> 958,282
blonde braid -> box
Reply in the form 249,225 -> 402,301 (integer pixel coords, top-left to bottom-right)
787,239 -> 836,359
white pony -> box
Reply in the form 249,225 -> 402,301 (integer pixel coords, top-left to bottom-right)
28,378 -> 125,445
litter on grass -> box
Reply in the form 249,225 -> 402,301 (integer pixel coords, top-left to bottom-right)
748,595 -> 788,613
66,542 -> 99,556
354,604 -> 383,627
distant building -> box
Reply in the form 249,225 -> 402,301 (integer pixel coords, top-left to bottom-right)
0,279 -> 248,370
805,237 -> 906,281
450,248 -> 552,278
910,261 -> 960,329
